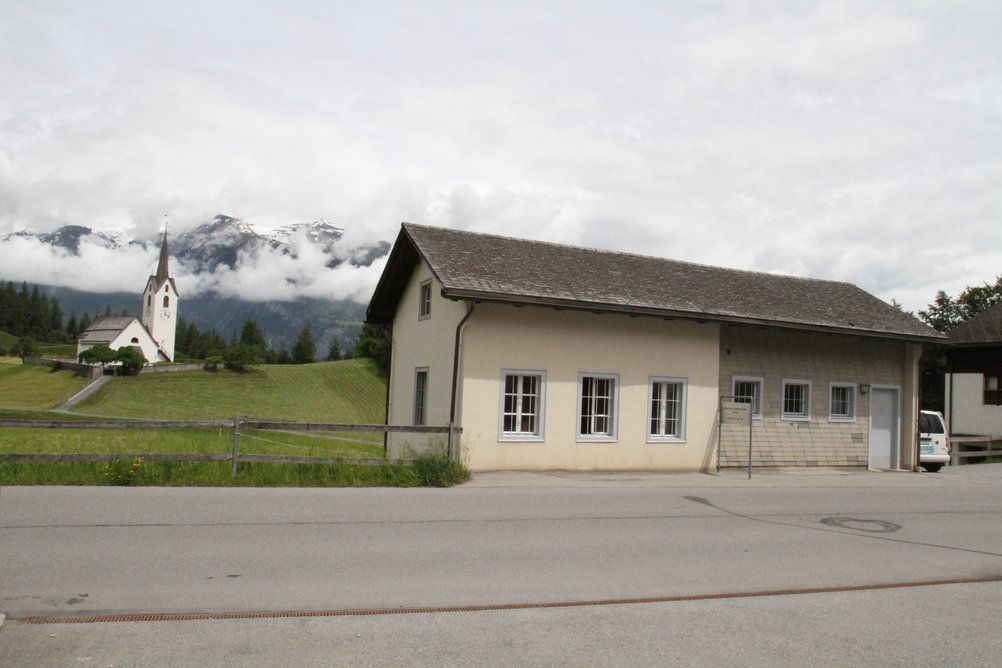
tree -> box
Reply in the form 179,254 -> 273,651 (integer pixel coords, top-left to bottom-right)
325,338 -> 342,362
292,324 -> 316,364
115,346 -> 145,375
223,344 -> 257,372
66,311 -> 79,338
354,323 -> 390,375
11,336 -> 38,358
79,344 -> 117,370
240,319 -> 267,348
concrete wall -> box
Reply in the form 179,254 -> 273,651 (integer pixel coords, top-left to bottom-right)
946,373 -> 1002,436
718,325 -> 918,469
22,357 -> 102,378
386,261 -> 468,458
456,304 -> 721,471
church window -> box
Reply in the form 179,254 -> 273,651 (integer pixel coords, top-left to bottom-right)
147,295 -> 151,307
131,337 -> 139,344
163,295 -> 170,307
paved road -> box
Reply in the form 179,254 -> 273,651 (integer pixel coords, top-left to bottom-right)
2,465 -> 1001,665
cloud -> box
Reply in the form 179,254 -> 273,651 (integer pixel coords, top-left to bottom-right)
1,1 -> 1002,313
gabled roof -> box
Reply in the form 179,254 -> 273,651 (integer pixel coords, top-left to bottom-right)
77,316 -> 141,345
949,301 -> 1002,346
367,224 -> 944,343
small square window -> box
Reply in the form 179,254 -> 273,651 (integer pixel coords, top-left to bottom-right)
732,376 -> 763,418
782,379 -> 811,421
418,280 -> 432,319
829,383 -> 856,422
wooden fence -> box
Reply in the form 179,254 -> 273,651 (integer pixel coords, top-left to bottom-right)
950,435 -> 1002,465
0,419 -> 459,473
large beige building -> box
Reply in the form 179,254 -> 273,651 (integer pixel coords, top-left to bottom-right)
367,224 -> 944,472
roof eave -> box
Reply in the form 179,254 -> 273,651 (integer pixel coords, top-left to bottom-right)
441,288 -> 947,344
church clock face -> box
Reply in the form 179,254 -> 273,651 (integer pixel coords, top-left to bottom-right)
159,308 -> 171,320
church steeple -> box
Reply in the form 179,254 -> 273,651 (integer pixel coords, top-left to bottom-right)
141,223 -> 178,362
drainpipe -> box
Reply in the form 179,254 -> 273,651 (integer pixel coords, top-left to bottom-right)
449,302 -> 475,462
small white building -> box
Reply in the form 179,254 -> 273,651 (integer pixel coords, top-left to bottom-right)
945,301 -> 1002,437
76,232 -> 178,364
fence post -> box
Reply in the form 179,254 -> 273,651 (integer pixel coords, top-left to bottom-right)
447,422 -> 458,463
231,416 -> 241,476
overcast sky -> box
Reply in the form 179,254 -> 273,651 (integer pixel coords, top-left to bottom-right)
2,1 -> 1001,309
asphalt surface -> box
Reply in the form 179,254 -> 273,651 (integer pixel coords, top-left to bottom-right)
2,465 -> 1001,665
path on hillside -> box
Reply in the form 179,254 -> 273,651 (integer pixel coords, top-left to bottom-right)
53,375 -> 111,413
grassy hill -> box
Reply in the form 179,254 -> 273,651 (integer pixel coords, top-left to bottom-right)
71,358 -> 386,422
0,358 -> 93,410
0,329 -> 17,349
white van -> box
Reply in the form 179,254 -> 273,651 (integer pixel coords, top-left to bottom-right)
919,410 -> 950,472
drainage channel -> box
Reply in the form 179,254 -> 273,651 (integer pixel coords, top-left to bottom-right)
13,575 -> 1002,625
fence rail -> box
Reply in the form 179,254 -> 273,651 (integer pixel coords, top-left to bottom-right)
0,418 -> 456,471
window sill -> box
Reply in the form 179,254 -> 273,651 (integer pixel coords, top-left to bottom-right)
781,415 -> 810,423
828,416 -> 856,423
576,436 -> 618,443
647,437 -> 687,444
499,435 -> 545,443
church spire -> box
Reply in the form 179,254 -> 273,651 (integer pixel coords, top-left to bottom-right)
155,228 -> 170,283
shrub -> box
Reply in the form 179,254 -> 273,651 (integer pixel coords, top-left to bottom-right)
411,450 -> 470,487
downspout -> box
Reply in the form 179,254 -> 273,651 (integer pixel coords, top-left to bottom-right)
449,302 -> 475,463
383,331 -> 395,459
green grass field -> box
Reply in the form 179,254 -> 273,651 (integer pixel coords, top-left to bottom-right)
0,359 -> 92,409
0,330 -> 17,348
71,358 -> 386,422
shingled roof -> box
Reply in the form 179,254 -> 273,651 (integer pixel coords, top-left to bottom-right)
78,316 -> 139,345
948,301 -> 1002,346
367,224 -> 944,342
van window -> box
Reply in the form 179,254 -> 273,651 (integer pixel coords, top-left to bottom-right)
920,413 -> 944,434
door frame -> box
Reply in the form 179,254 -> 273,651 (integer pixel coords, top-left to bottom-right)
868,384 -> 901,470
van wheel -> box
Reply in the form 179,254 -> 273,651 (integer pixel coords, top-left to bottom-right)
922,464 -> 943,473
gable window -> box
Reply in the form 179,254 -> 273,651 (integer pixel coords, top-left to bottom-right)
782,379 -> 811,421
648,376 -> 687,442
418,280 -> 432,319
413,368 -> 428,426
578,373 -> 619,441
163,295 -> 170,308
732,376 -> 763,418
147,295 -> 152,307
986,375 -> 1001,406
829,383 -> 856,422
499,370 -> 546,440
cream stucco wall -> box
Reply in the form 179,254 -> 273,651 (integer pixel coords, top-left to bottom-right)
946,373 -> 1002,436
456,304 -> 721,471
386,261 -> 467,458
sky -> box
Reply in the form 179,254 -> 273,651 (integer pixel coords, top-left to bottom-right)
1,1 -> 1001,310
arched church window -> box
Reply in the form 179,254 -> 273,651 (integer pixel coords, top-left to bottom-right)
163,295 -> 170,307
131,337 -> 139,344
147,295 -> 151,307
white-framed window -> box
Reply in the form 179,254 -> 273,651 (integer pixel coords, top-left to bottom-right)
418,280 -> 432,319
732,376 -> 763,418
577,373 -> 619,441
829,383 -> 856,422
648,376 -> 687,442
499,370 -> 546,441
413,368 -> 428,426
782,379 -> 812,421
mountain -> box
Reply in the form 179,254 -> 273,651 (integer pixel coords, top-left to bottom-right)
3,214 -> 390,272
2,214 -> 392,353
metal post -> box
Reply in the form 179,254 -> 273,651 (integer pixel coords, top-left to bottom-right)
716,396 -> 722,473
231,416 -> 240,476
748,403 -> 753,480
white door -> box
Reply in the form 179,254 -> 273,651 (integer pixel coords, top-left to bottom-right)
869,387 -> 900,470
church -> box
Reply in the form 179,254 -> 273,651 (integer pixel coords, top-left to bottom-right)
76,232 -> 178,364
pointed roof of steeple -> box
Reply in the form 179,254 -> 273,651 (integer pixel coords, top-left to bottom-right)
155,229 -> 170,283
